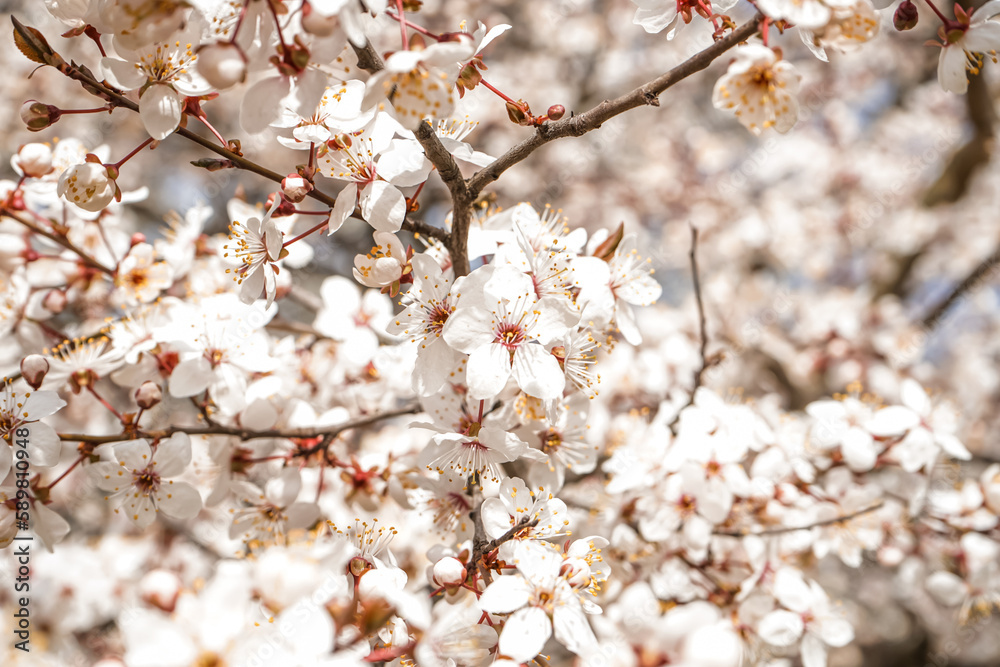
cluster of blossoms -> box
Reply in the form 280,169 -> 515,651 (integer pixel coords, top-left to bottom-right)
0,0 -> 999,665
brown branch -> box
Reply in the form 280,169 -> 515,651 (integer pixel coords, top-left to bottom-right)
25,31 -> 446,244
414,121 -> 474,276
714,501 -> 884,537
58,401 -> 420,445
920,244 -> 1000,330
1,207 -> 115,275
669,224 -> 708,431
465,14 -> 763,198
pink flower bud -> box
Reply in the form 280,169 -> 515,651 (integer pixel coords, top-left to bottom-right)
14,143 -> 54,178
138,569 -> 182,613
432,556 -> 467,587
547,104 -> 566,121
135,381 -> 162,409
282,173 -> 313,203
42,289 -> 67,314
20,355 -> 49,390
196,42 -> 247,90
20,101 -> 60,132
893,0 -> 918,30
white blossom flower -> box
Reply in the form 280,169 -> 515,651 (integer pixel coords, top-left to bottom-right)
479,542 -> 598,662
388,253 -> 464,396
57,161 -> 116,212
114,242 -> 173,306
90,434 -> 202,530
354,231 -> 407,291
223,195 -> 284,307
229,468 -> 321,546
101,21 -> 213,139
0,383 -> 66,481
443,265 -> 578,400
364,38 -> 476,130
757,568 -> 854,667
937,0 -> 1000,94
866,378 -> 971,472
712,44 -> 801,135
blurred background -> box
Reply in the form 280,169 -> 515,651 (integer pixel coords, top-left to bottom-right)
3,0 -> 1000,664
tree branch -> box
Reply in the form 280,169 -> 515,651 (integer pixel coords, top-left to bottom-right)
669,224 -> 709,431
22,27 -> 447,244
714,501 -> 884,537
465,14 -> 763,198
1,207 -> 115,275
59,401 -> 420,445
920,244 -> 1000,330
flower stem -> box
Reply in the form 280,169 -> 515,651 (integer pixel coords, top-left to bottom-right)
922,0 -> 952,25
110,137 -> 154,171
43,454 -> 86,490
479,78 -> 519,106
395,0 -> 409,48
283,217 -> 330,247
87,385 -> 124,421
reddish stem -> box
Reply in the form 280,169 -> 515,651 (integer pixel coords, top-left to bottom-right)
386,10 -> 443,41
44,454 -> 86,490
479,78 -> 519,106
110,137 -> 154,170
229,0 -> 251,44
283,217 -> 330,247
191,109 -> 228,147
394,0 -> 409,47
87,385 -> 124,421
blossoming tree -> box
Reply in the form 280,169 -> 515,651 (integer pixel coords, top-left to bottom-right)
2,0 -> 1000,665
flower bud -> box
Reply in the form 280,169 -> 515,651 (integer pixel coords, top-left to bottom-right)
196,42 -> 247,90
57,162 -> 116,212
135,381 -> 162,409
20,355 -> 49,390
138,569 -> 182,613
893,0 -> 919,31
42,289 -> 68,314
546,104 -> 566,121
13,143 -> 54,178
20,101 -> 60,132
281,173 -> 313,203
432,556 -> 467,587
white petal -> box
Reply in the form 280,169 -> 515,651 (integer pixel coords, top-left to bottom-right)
866,406 -> 919,436
360,181 -> 406,232
511,343 -> 565,400
152,433 -> 191,477
479,575 -> 533,614
553,606 -> 597,655
168,357 -> 213,397
757,609 -> 804,646
329,183 -> 359,234
155,481 -> 202,520
466,343 -> 512,400
139,84 -> 183,140
498,606 -> 551,662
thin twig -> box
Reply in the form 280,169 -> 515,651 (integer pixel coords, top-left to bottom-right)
33,43 -> 447,243
714,501 -> 885,537
920,244 -> 1000,330
465,14 -> 763,198
58,402 -> 420,445
669,224 -> 708,431
1,207 -> 115,275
